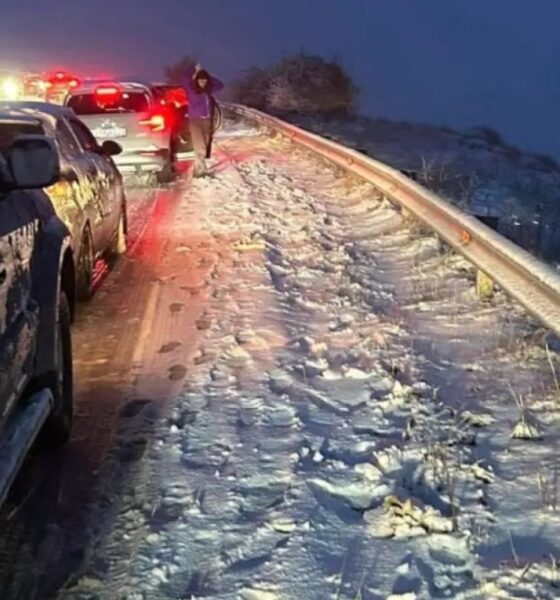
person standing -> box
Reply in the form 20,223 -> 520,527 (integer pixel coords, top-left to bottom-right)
184,64 -> 224,177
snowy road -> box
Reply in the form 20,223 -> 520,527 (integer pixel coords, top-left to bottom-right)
1,116 -> 560,599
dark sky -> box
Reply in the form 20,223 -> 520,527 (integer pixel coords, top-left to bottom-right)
2,0 -> 559,156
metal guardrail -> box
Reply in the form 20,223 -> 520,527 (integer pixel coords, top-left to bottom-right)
227,103 -> 560,337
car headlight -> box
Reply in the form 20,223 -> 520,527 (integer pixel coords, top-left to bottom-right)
1,77 -> 21,100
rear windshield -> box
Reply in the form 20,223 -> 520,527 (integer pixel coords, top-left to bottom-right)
153,85 -> 189,107
67,91 -> 151,115
0,122 -> 44,158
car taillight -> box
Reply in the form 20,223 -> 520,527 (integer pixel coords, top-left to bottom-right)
96,85 -> 120,96
139,113 -> 166,132
68,78 -> 80,88
95,85 -> 122,105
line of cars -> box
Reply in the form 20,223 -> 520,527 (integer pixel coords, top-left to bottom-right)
1,69 -> 223,183
0,100 -> 128,505
0,64 -> 225,504
0,66 -> 221,504
0,69 -> 77,104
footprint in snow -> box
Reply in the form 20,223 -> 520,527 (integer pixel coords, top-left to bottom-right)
119,398 -> 154,418
169,364 -> 187,381
196,316 -> 212,330
158,341 -> 182,354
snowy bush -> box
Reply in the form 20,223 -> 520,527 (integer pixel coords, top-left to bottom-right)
228,66 -> 270,108
231,53 -> 359,116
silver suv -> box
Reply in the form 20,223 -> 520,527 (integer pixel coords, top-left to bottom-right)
65,82 -> 176,182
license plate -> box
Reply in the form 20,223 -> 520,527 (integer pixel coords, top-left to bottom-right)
93,126 -> 127,139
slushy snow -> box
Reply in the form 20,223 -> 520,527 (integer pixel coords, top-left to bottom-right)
65,116 -> 560,599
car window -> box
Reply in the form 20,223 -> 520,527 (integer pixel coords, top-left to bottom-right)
0,121 -> 44,158
153,85 -> 188,107
56,118 -> 81,158
68,118 -> 98,152
152,87 -> 165,103
67,91 -> 151,115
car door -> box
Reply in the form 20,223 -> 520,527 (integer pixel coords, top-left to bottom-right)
0,190 -> 40,424
0,198 -> 16,420
67,117 -> 120,245
53,117 -> 106,253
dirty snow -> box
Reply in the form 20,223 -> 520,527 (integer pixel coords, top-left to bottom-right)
61,116 -> 560,599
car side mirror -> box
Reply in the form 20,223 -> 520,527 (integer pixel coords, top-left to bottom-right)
99,140 -> 122,157
7,135 -> 60,189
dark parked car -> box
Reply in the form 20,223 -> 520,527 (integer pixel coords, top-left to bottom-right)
0,133 -> 75,505
0,102 -> 127,300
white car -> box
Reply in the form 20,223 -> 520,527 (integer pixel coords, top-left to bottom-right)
66,81 -> 179,182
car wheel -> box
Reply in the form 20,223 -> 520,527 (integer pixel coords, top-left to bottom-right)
156,149 -> 175,184
38,291 -> 73,449
212,99 -> 223,133
109,198 -> 128,257
77,226 -> 95,301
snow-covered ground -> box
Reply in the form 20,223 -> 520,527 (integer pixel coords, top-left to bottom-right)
61,118 -> 560,599
286,114 -> 560,264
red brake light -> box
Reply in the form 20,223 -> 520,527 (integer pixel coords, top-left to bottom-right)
45,71 -> 80,88
94,85 -> 122,107
139,113 -> 166,132
96,85 -> 120,96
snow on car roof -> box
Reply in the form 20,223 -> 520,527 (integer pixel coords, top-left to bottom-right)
0,112 -> 41,125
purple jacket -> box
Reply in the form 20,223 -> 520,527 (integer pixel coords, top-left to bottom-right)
184,68 -> 224,119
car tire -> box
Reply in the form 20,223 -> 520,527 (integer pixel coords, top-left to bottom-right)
38,291 -> 73,450
211,99 -> 223,133
156,149 -> 175,184
108,198 -> 128,257
77,226 -> 95,301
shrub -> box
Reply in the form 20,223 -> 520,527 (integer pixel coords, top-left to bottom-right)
532,153 -> 559,172
500,144 -> 523,159
231,53 -> 359,116
228,66 -> 270,108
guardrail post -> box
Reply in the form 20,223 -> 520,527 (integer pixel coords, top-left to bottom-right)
476,269 -> 494,298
